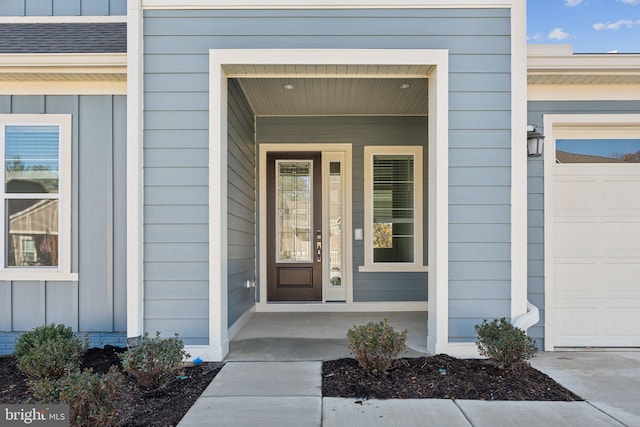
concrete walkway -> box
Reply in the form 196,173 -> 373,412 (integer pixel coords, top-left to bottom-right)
178,352 -> 640,427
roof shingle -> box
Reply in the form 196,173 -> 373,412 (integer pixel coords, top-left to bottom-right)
0,23 -> 126,54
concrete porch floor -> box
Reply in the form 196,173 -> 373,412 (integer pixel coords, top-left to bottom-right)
226,311 -> 428,361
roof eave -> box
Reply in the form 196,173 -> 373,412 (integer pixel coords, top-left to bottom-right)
0,52 -> 127,74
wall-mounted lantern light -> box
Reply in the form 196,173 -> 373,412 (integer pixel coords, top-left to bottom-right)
527,125 -> 545,157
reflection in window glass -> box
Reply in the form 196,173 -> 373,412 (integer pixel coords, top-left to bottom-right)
556,139 -> 640,163
372,155 -> 414,263
6,199 -> 59,266
5,126 -> 59,193
277,161 -> 312,262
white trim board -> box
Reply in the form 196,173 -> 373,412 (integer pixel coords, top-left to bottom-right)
209,48 -> 449,361
510,0 -> 528,323
126,0 -> 145,341
542,113 -> 640,351
528,84 -> 640,101
0,53 -> 126,71
0,16 -> 126,24
227,305 -> 256,341
257,301 -> 428,313
0,81 -> 126,96
144,1 -> 512,9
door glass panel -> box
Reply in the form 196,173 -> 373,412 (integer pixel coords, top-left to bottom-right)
557,139 -> 640,163
277,160 -> 312,262
329,161 -> 342,287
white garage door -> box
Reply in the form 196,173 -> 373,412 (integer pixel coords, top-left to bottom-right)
554,163 -> 640,347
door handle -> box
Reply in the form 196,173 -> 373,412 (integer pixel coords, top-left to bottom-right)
316,241 -> 322,262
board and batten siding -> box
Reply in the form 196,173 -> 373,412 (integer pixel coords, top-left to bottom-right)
0,0 -> 126,16
227,79 -> 256,327
256,116 -> 428,302
527,100 -> 640,350
0,95 -> 126,354
143,7 -> 512,343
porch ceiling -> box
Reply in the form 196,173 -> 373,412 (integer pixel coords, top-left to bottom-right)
225,62 -> 431,116
236,77 -> 428,116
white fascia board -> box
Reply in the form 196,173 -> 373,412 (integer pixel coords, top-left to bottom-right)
528,84 -> 640,101
528,54 -> 640,74
0,81 -> 126,95
143,0 -> 512,9
0,53 -> 127,74
0,16 -> 126,23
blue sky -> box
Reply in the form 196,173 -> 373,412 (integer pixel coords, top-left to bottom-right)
527,0 -> 640,53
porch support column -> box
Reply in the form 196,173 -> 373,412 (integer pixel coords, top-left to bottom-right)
427,52 -> 450,355
126,0 -> 144,341
208,58 -> 229,361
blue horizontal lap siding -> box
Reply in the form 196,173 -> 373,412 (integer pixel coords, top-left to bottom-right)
227,80 -> 256,328
143,8 -> 512,342
527,100 -> 640,350
0,0 -> 126,16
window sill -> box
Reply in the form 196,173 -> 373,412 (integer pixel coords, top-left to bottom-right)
0,271 -> 78,282
358,264 -> 429,273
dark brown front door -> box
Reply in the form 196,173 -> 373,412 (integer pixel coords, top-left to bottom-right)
266,152 -> 322,301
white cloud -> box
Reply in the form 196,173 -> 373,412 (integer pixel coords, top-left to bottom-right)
593,19 -> 635,30
619,0 -> 639,5
548,27 -> 571,40
565,0 -> 583,6
527,33 -> 544,42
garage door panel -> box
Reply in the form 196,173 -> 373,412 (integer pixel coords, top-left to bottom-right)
555,262 -> 597,292
603,222 -> 640,254
603,263 -> 640,291
602,180 -> 640,211
556,336 -> 640,347
555,221 -> 597,256
555,308 -> 598,337
554,180 -> 596,212
603,309 -> 640,336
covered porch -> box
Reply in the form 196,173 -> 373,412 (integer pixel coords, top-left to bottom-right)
226,311 -> 428,361
205,49 -> 449,362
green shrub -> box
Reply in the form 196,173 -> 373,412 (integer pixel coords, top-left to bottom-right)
475,317 -> 538,371
119,331 -> 190,389
14,323 -> 86,381
347,318 -> 407,374
30,367 -> 125,427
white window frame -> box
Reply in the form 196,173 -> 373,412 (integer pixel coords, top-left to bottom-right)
360,145 -> 428,272
0,114 -> 75,281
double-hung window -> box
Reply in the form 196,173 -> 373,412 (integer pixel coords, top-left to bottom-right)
0,115 -> 73,279
361,146 -> 427,272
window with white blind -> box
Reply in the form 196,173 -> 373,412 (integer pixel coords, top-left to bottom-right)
361,146 -> 426,272
0,115 -> 73,280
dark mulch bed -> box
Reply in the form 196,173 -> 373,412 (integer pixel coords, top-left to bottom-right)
323,355 -> 582,401
0,346 -> 222,427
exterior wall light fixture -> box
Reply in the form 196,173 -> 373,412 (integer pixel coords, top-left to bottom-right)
527,125 -> 545,157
